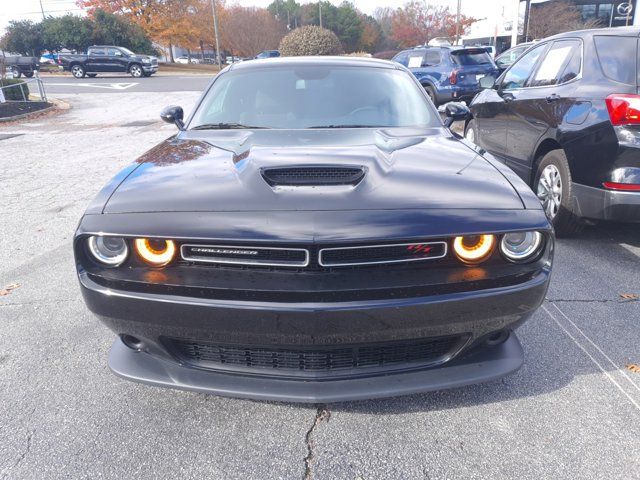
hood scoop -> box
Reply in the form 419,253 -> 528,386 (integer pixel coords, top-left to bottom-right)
261,165 -> 366,187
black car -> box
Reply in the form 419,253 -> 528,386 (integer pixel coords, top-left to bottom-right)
74,57 -> 553,402
465,27 -> 640,235
58,46 -> 158,78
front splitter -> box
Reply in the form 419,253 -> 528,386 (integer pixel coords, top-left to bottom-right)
108,334 -> 524,403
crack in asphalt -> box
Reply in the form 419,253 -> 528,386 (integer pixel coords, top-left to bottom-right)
303,405 -> 331,480
1,409 -> 36,479
547,298 -> 639,304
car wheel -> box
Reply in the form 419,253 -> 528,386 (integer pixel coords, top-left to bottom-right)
87,73 -> 97,78
129,64 -> 143,78
424,86 -> 437,106
535,150 -> 584,237
464,119 -> 478,145
11,67 -> 21,78
24,71 -> 34,78
71,65 -> 85,78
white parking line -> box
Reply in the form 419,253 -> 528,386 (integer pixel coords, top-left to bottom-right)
542,304 -> 640,411
620,243 -> 640,258
44,82 -> 138,90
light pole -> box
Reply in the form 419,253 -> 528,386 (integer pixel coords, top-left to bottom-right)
39,0 -> 46,19
210,0 -> 222,69
455,0 -> 462,45
319,2 -> 323,28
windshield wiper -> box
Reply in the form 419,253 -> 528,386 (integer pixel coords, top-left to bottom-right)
309,124 -> 382,129
191,123 -> 266,130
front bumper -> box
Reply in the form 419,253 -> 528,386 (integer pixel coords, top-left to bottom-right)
573,182 -> 640,222
108,332 -> 524,403
143,65 -> 158,73
80,265 -> 550,401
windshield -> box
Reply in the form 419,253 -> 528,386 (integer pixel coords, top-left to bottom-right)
189,65 -> 437,130
120,47 -> 135,56
451,49 -> 493,66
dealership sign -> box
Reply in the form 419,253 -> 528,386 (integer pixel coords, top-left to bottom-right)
612,1 -> 636,26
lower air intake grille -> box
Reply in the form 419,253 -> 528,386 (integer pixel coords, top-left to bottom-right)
261,165 -> 365,186
165,336 -> 463,375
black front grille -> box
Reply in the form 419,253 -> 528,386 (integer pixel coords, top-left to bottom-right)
181,244 -> 308,267
165,336 -> 464,376
261,165 -> 365,186
320,242 -> 447,267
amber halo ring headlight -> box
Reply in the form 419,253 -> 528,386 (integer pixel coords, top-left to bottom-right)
500,231 -> 543,263
87,236 -> 129,266
134,238 -> 177,266
452,234 -> 496,264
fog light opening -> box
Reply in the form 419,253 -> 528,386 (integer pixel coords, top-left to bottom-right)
121,335 -> 145,351
485,330 -> 510,346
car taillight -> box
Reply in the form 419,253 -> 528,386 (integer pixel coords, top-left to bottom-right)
449,69 -> 459,85
605,94 -> 640,126
603,182 -> 640,191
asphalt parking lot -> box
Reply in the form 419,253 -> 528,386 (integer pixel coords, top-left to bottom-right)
1,86 -> 639,479
40,73 -> 213,94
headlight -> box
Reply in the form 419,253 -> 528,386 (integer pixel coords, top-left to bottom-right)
142,58 -> 151,63
134,238 -> 176,266
87,236 -> 128,266
500,231 -> 543,262
452,234 -> 496,264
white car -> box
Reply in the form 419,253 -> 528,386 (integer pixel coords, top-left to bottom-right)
175,56 -> 200,64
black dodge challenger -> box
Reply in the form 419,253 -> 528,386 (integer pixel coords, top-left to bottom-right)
75,57 -> 554,402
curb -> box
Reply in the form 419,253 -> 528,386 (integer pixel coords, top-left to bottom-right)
0,97 -> 70,123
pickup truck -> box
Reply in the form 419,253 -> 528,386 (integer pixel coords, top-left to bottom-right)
2,55 -> 39,78
58,45 -> 158,78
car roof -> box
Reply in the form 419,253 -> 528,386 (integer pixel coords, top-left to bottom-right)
229,56 -> 399,71
544,26 -> 640,41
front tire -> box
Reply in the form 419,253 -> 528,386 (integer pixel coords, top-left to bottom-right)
464,119 -> 479,145
11,67 -> 21,78
424,85 -> 437,106
24,71 -> 34,78
71,64 -> 85,78
129,64 -> 143,78
535,150 -> 584,237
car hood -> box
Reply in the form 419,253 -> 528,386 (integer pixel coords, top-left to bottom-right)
103,128 -> 525,214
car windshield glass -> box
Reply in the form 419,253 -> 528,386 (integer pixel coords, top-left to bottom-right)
189,65 -> 437,129
120,47 -> 134,56
451,49 -> 493,65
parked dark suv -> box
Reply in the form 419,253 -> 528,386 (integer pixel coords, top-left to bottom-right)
465,27 -> 640,235
393,46 -> 499,106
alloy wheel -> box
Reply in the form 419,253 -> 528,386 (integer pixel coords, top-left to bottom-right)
537,164 -> 562,219
72,66 -> 84,78
465,126 -> 475,143
130,65 -> 142,78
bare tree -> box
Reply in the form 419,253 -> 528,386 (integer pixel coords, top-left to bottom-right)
220,6 -> 287,57
529,1 -> 602,39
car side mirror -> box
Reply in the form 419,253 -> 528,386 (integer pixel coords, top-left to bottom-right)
479,75 -> 496,90
161,105 -> 185,130
443,102 -> 471,127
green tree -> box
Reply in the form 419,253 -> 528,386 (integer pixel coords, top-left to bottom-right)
91,9 -> 156,54
0,20 -> 43,56
41,15 -> 94,52
268,0 -> 301,30
301,1 -> 363,52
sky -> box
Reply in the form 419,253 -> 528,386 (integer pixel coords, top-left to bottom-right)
0,0 -> 541,35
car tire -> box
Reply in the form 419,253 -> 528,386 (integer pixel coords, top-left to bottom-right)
71,64 -> 85,78
11,67 -> 21,78
24,71 -> 34,78
129,64 -> 143,78
464,119 -> 479,145
87,73 -> 97,78
424,85 -> 437,106
534,150 -> 584,237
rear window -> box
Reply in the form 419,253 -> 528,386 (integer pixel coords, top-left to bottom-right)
595,36 -> 637,85
450,49 -> 493,66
